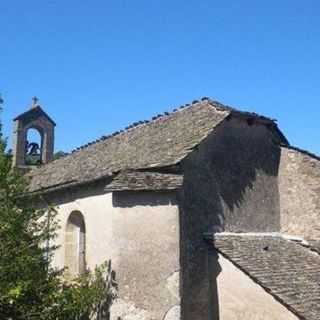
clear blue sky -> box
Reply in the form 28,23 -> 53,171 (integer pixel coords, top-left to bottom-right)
1,1 -> 319,154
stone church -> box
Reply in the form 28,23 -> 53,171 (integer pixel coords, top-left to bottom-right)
12,97 -> 320,320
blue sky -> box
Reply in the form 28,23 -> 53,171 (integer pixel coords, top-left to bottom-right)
1,1 -> 319,154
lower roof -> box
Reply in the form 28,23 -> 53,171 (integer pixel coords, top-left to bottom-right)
208,233 -> 320,320
104,171 -> 183,192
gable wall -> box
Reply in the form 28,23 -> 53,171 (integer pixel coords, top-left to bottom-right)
179,117 -> 281,320
279,147 -> 320,239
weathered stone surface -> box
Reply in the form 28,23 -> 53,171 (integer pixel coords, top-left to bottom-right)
110,299 -> 151,320
306,239 -> 320,254
279,146 -> 320,239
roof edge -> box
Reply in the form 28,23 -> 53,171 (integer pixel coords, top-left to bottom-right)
104,170 -> 183,192
14,105 -> 56,126
213,247 -> 306,320
281,144 -> 320,161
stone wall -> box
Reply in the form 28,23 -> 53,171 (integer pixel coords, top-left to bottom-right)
179,116 -> 281,320
215,253 -> 298,320
279,146 -> 320,239
111,191 -> 180,320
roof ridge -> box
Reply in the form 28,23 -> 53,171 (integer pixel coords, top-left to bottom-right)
67,97 -> 215,155
31,97 -> 278,167
30,97 -> 216,165
68,97 -> 276,156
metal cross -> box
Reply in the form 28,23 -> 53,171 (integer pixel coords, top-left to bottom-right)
32,96 -> 39,106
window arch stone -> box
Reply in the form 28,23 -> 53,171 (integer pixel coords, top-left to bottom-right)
65,211 -> 86,277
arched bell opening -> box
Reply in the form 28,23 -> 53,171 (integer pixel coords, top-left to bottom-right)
65,211 -> 86,277
12,98 -> 56,168
25,127 -> 43,165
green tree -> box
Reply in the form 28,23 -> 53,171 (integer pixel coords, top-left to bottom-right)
53,151 -> 68,160
0,100 -> 116,320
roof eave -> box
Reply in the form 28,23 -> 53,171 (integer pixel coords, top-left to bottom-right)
14,106 -> 56,126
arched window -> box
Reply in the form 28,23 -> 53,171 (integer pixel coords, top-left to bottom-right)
25,127 -> 43,165
65,211 -> 86,277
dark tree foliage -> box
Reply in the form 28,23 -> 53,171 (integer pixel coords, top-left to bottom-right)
0,101 -> 116,320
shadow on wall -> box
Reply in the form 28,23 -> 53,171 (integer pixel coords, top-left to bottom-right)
205,118 -> 282,232
179,118 -> 283,320
112,191 -> 178,208
208,246 -> 221,320
179,167 -> 224,320
211,122 -> 281,212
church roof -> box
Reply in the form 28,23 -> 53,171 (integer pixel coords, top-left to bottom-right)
27,98 -> 284,193
209,233 -> 320,320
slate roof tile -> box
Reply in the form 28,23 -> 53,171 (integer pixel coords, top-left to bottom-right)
211,233 -> 320,320
27,99 -> 282,193
104,171 -> 183,191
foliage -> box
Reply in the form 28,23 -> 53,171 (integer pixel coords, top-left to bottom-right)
44,262 -> 117,320
53,151 -> 68,160
0,100 -> 116,319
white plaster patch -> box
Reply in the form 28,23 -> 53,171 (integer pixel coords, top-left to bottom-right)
110,299 -> 150,320
163,305 -> 180,320
166,271 -> 180,300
